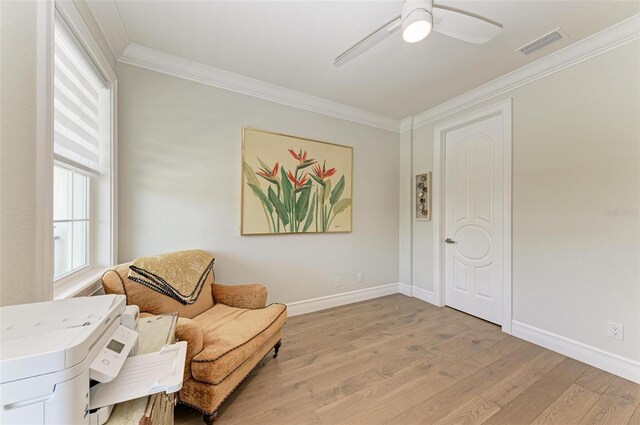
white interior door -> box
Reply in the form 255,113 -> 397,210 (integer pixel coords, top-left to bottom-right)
444,114 -> 504,324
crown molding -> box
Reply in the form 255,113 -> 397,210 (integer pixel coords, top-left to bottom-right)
85,1 -> 637,134
84,0 -> 401,132
405,14 -> 640,130
118,44 -> 401,132
83,0 -> 130,60
400,117 -> 413,133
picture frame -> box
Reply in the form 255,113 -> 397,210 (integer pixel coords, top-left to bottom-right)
241,128 -> 353,235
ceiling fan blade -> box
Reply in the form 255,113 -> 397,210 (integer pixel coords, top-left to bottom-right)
432,6 -> 502,44
334,15 -> 401,67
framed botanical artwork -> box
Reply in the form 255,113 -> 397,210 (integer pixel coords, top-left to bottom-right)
241,128 -> 353,235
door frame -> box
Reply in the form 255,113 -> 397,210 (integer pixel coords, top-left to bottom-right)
432,99 -> 513,334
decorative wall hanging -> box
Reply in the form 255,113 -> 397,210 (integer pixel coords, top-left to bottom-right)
241,128 -> 353,235
415,172 -> 431,220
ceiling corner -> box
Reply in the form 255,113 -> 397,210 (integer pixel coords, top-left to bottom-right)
400,118 -> 413,133
84,0 -> 130,59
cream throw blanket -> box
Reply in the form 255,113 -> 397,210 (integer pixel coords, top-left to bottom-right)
128,250 -> 214,305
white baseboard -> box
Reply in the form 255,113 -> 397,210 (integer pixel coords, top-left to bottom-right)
512,321 -> 640,384
412,286 -> 436,305
399,283 -> 412,296
286,283 -> 400,317
398,283 -> 437,305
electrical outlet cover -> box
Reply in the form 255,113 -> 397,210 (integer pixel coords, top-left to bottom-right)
607,322 -> 624,341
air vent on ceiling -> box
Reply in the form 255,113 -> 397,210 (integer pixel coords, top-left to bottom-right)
517,28 -> 567,56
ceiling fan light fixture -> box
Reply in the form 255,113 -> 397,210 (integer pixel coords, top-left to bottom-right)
333,0 -> 502,67
402,9 -> 433,43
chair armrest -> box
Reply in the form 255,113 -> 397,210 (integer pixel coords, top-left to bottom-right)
212,283 -> 268,309
175,317 -> 204,380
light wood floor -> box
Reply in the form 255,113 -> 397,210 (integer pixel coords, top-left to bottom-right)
175,294 -> 640,425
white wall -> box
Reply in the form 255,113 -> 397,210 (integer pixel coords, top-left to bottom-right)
117,63 -> 400,304
398,129 -> 412,286
399,40 -> 640,362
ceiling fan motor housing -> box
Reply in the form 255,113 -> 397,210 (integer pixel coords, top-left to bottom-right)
401,0 -> 434,43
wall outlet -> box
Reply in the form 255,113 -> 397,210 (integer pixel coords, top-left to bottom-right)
335,277 -> 342,287
607,322 -> 624,341
357,272 -> 364,282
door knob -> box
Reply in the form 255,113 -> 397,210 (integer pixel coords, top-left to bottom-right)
445,238 -> 456,244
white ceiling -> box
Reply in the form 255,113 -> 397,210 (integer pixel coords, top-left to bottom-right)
91,0 -> 639,120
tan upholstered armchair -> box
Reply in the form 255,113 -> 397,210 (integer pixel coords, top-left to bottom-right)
102,263 -> 287,424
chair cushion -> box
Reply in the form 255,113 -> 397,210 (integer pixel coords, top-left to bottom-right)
190,303 -> 287,385
179,330 -> 283,415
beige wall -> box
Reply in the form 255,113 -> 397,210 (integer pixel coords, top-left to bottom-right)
0,1 -> 40,306
117,63 -> 400,304
400,40 -> 640,361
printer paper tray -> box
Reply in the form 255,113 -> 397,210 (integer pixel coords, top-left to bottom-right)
89,341 -> 187,410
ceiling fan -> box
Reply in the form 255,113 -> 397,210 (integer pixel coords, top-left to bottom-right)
334,0 -> 502,67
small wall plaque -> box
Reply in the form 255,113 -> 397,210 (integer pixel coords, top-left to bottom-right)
415,172 -> 431,221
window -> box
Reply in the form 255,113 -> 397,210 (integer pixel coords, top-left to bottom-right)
52,12 -> 114,295
53,165 -> 90,279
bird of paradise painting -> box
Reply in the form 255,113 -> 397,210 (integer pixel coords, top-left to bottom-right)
241,128 -> 352,235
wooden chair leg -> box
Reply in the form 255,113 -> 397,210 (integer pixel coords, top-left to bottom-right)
273,340 -> 282,358
203,410 -> 218,424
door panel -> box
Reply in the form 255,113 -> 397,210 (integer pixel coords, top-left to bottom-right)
444,114 -> 503,324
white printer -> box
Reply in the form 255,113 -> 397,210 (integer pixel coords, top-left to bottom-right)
0,295 -> 186,424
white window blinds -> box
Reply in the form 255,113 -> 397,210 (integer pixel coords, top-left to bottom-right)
54,18 -> 107,175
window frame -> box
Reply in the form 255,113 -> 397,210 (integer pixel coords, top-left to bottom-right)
39,1 -> 118,300
52,161 -> 93,283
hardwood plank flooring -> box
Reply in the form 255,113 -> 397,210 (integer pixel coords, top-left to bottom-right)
578,377 -> 640,425
174,294 -> 639,425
